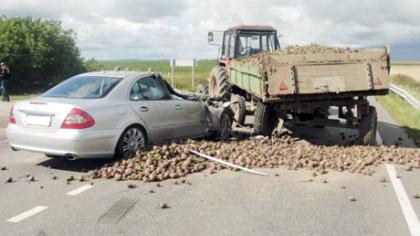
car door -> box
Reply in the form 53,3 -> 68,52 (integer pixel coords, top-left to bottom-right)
128,76 -> 177,142
170,97 -> 208,138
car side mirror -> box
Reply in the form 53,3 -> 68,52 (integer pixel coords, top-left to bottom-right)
208,32 -> 214,43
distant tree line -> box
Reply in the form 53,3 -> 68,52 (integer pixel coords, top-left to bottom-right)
0,16 -> 89,93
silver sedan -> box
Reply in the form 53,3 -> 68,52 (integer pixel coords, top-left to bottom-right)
6,71 -> 232,159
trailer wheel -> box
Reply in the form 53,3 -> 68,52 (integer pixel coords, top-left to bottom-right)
208,66 -> 230,100
358,106 -> 377,145
196,82 -> 209,95
231,94 -> 246,126
254,102 -> 276,136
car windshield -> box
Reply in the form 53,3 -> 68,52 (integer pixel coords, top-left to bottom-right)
43,76 -> 123,99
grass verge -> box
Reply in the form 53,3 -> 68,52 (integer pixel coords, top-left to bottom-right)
97,59 -> 217,91
391,74 -> 420,101
377,93 -> 420,146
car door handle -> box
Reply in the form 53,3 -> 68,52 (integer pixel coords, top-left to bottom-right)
175,105 -> 183,111
139,106 -> 149,112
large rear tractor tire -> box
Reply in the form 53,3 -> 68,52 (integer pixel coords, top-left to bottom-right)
358,106 -> 377,145
208,66 -> 230,100
254,102 -> 276,136
196,82 -> 209,95
231,94 -> 246,127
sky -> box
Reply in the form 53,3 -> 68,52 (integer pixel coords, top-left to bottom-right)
1,0 -> 420,60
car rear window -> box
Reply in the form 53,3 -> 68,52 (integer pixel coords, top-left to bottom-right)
43,76 -> 123,99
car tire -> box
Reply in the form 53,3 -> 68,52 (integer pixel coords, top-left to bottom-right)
116,125 -> 147,159
215,110 -> 233,139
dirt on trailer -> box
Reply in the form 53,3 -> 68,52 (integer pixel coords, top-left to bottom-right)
87,136 -> 420,182
243,43 -> 360,64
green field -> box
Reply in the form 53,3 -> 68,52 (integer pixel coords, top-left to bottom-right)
390,74 -> 420,100
95,59 -> 217,91
378,74 -> 420,146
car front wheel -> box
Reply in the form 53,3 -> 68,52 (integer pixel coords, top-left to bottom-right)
117,125 -> 147,158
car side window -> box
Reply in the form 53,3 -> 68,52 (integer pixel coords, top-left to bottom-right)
129,76 -> 166,101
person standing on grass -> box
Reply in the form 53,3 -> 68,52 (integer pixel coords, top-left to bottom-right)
0,62 -> 11,102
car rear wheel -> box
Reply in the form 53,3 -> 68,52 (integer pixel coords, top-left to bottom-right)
117,125 -> 147,158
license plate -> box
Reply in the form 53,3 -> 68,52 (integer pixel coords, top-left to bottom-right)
25,115 -> 52,127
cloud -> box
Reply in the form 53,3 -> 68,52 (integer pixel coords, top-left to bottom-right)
1,0 -> 419,60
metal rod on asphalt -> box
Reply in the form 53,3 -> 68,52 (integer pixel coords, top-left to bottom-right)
189,149 -> 268,176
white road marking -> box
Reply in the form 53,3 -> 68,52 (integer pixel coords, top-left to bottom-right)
66,184 -> 94,196
6,206 -> 48,223
376,130 -> 383,145
385,164 -> 420,236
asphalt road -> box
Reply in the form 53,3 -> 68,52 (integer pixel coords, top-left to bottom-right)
0,99 -> 419,236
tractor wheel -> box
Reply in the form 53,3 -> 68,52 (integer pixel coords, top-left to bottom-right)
196,82 -> 209,95
231,94 -> 246,127
208,66 -> 230,100
358,106 -> 377,145
254,102 -> 276,136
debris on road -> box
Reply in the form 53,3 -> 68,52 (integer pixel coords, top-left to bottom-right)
67,176 -> 75,182
349,196 -> 357,202
1,166 -> 7,171
5,177 -> 13,183
28,175 -> 35,182
159,202 -> 170,209
127,183 -> 137,189
78,176 -> 86,182
87,137 -> 420,183
51,176 -> 58,180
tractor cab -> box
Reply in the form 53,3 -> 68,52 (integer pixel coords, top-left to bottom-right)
208,25 -> 281,67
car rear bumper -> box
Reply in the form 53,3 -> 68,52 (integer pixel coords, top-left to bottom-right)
6,125 -> 120,158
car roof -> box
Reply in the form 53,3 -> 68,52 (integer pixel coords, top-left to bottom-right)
77,71 -> 153,78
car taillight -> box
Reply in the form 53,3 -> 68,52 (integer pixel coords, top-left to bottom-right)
61,108 -> 95,129
9,106 -> 16,124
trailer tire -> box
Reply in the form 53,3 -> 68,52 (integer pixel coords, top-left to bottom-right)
254,102 -> 276,136
208,66 -> 230,100
231,94 -> 246,126
358,106 -> 377,145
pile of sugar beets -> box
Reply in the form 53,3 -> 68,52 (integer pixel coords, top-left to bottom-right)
88,136 -> 420,182
244,43 -> 360,64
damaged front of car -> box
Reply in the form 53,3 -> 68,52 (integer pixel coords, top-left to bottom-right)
204,100 -> 233,139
